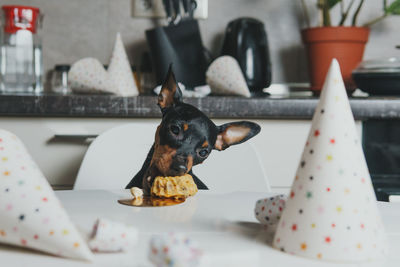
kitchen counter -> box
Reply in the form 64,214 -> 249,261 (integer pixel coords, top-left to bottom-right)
1,93 -> 400,120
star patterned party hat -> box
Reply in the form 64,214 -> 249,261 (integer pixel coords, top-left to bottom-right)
272,59 -> 387,262
0,129 -> 94,261
69,32 -> 139,96
206,56 -> 251,97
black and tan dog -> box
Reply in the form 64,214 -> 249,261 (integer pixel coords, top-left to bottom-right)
126,67 -> 261,194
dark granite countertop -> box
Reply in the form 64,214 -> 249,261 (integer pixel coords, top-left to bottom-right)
0,93 -> 400,120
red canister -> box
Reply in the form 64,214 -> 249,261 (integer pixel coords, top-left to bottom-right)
0,5 -> 43,93
2,5 -> 40,34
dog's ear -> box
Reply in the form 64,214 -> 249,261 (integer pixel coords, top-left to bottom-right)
158,65 -> 183,110
214,121 -> 261,151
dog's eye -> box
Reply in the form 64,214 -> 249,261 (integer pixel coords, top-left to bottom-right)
169,125 -> 180,135
198,149 -> 209,158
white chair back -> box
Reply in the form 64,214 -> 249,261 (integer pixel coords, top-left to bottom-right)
74,123 -> 271,193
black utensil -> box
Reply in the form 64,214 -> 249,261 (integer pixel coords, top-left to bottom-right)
189,0 -> 197,18
162,0 -> 173,24
181,0 -> 190,18
172,0 -> 181,24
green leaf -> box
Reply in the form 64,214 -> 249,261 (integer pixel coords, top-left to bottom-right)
327,0 -> 342,8
317,0 -> 341,9
385,0 -> 400,15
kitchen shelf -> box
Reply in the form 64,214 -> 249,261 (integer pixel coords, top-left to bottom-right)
1,93 -> 400,120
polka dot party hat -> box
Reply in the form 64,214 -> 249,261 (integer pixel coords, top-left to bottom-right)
206,56 -> 251,97
107,32 -> 139,96
0,129 -> 94,261
272,59 -> 388,262
69,32 -> 139,96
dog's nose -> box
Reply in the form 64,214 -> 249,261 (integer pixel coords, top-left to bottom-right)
171,162 -> 187,174
177,164 -> 187,172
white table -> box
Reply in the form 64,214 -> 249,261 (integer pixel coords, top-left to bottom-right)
1,190 -> 400,267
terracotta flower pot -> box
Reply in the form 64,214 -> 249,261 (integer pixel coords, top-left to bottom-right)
301,26 -> 369,93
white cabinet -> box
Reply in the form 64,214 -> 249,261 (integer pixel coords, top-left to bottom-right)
0,117 -> 362,193
213,119 -> 361,193
0,117 -> 159,189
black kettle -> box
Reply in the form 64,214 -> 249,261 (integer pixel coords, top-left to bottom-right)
221,18 -> 271,93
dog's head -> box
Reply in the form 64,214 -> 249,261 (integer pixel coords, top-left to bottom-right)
152,67 -> 261,177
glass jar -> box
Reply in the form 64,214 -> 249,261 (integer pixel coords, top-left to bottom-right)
51,64 -> 71,94
0,5 -> 43,93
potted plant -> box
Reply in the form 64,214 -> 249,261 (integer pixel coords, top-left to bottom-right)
301,0 -> 400,93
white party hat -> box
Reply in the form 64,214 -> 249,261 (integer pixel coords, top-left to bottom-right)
206,56 -> 251,97
69,58 -> 111,93
272,59 -> 387,262
108,32 -> 139,96
69,33 -> 139,96
0,129 -> 93,261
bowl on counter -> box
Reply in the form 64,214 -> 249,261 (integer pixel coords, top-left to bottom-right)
352,57 -> 400,96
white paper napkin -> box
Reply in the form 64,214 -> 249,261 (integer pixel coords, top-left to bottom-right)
153,83 -> 211,98
88,218 -> 138,253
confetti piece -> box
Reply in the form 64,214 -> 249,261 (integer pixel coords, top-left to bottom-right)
149,232 -> 202,267
88,218 -> 138,252
254,195 -> 287,225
